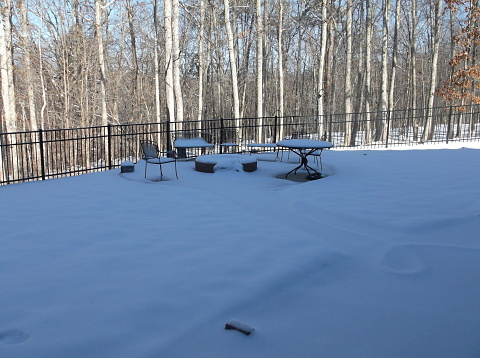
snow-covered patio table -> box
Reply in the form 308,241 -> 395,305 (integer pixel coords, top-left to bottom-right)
173,137 -> 215,158
276,139 -> 333,179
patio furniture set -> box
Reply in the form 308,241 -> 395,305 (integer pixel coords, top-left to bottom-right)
139,133 -> 333,181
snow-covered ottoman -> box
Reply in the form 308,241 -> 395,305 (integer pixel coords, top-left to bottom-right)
195,154 -> 257,173
120,161 -> 135,173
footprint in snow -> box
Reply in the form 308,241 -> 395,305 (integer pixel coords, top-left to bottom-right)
379,245 -> 425,274
0,329 -> 30,345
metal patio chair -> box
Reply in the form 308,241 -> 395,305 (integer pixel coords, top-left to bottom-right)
140,140 -> 178,180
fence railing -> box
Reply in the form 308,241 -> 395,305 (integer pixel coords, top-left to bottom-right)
1,105 -> 479,185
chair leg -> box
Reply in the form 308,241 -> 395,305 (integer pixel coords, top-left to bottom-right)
174,161 -> 178,179
160,164 -> 163,180
144,161 -> 148,178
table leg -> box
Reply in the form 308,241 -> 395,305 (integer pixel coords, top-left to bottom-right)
285,149 -> 320,178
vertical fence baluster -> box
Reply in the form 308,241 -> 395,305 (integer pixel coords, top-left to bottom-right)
385,110 -> 391,148
328,114 -> 333,142
107,124 -> 112,170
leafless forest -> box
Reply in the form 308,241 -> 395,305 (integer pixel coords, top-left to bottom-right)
0,0 -> 472,136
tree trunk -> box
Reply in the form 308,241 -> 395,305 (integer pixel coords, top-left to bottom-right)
164,0 -> 175,128
197,0 -> 205,123
19,0 -> 38,132
278,0 -> 285,140
388,0 -> 401,112
172,0 -> 183,125
422,0 -> 442,142
317,0 -> 328,138
95,0 -> 108,126
375,0 -> 390,142
0,0 -> 17,181
325,16 -> 335,115
0,0 -> 16,133
224,0 -> 240,123
365,0 -> 373,145
154,0 -> 161,125
126,0 -> 139,121
344,0 -> 353,146
256,0 -> 264,141
410,0 -> 419,141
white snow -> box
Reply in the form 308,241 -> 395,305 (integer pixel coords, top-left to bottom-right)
1,142 -> 480,357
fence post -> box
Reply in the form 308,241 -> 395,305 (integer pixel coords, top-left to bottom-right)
38,129 -> 46,180
446,106 -> 453,144
166,108 -> 173,153
328,113 -> 333,142
273,115 -> 278,143
385,110 -> 391,148
220,118 -> 224,154
107,124 -> 112,170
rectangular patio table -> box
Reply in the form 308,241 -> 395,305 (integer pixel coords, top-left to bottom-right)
276,139 -> 333,179
173,137 -> 214,158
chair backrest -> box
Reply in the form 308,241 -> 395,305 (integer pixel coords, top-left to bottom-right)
140,140 -> 158,159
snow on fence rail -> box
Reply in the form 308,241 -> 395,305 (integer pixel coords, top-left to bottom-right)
1,105 -> 479,185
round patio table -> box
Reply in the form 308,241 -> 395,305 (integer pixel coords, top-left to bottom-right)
276,139 -> 333,179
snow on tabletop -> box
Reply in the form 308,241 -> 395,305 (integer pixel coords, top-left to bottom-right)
174,138 -> 213,147
0,142 -> 479,358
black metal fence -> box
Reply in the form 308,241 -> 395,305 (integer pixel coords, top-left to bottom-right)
1,105 -> 479,185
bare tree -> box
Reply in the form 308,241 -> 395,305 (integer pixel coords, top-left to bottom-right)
19,0 -> 38,132
154,0 -> 161,124
317,0 -> 328,137
165,0 -> 175,125
0,0 -> 16,133
409,0 -> 419,140
375,0 -> 390,142
95,0 -> 110,126
278,0 -> 285,140
364,0 -> 373,144
197,0 -> 205,123
388,0 -> 401,112
256,0 -> 264,140
344,0 -> 353,145
422,0 -> 443,141
224,0 -> 240,122
172,0 -> 183,124
125,0 -> 139,120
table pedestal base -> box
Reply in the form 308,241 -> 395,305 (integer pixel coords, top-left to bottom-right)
284,148 -> 322,179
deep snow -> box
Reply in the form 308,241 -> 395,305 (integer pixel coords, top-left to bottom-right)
1,142 -> 479,357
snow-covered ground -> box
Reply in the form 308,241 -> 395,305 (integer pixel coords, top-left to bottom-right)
1,142 -> 479,357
